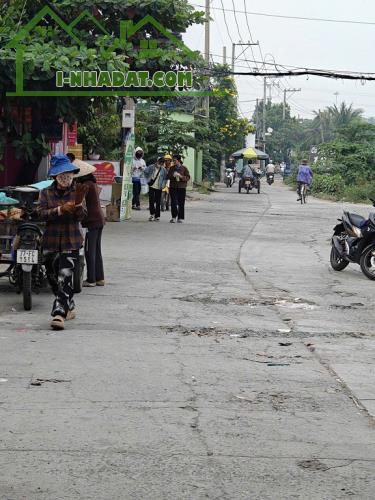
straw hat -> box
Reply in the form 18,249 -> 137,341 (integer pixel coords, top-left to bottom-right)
73,159 -> 97,178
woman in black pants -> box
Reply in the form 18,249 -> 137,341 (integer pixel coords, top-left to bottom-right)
74,160 -> 105,287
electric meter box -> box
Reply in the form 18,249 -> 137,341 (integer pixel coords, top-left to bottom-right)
122,110 -> 135,128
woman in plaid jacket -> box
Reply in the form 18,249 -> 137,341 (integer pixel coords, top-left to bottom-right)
38,155 -> 87,331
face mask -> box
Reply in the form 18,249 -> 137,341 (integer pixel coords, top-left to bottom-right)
56,172 -> 74,188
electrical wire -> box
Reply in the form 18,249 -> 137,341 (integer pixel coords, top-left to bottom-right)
192,3 -> 375,26
219,0 -> 233,44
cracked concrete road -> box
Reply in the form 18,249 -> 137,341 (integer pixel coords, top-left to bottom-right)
1,178 -> 375,499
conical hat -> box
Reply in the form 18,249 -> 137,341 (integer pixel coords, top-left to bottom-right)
73,159 -> 97,178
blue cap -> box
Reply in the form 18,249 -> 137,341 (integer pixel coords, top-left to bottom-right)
48,154 -> 80,177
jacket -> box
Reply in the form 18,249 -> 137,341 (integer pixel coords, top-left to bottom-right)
297,165 -> 313,185
144,164 -> 168,190
167,164 -> 190,189
38,182 -> 86,252
81,180 -> 105,229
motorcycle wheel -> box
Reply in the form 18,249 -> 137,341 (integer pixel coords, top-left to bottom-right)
23,271 -> 32,311
257,182 -> 260,194
246,186 -> 250,194
238,183 -> 241,193
330,246 -> 349,271
360,245 -> 375,280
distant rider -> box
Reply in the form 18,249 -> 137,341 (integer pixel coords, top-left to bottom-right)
296,159 -> 313,201
266,159 -> 275,181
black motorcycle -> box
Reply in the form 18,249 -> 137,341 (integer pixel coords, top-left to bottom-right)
6,187 -> 45,310
266,173 -> 274,185
330,201 -> 375,280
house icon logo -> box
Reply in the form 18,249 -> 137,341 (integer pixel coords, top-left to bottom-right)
5,6 -> 211,98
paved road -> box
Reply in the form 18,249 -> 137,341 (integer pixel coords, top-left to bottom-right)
1,178 -> 375,499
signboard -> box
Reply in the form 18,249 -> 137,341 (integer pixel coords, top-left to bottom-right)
120,133 -> 135,221
67,144 -> 83,160
67,122 -> 78,146
92,161 -> 116,185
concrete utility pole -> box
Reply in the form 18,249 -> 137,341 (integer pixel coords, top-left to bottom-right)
223,46 -> 227,65
204,0 -> 210,117
231,42 -> 259,73
283,88 -> 301,119
262,77 -> 267,152
255,98 -> 259,145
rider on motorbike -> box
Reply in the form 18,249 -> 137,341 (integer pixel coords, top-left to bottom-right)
296,159 -> 313,201
266,160 -> 275,182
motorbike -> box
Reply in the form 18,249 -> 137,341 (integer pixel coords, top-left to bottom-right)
239,170 -> 261,194
225,168 -> 235,188
6,187 -> 45,310
330,200 -> 375,280
266,172 -> 274,185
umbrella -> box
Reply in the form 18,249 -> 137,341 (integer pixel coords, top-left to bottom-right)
232,147 -> 269,160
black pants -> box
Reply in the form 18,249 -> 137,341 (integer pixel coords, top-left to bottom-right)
45,251 -> 77,318
85,227 -> 104,283
149,188 -> 162,218
132,181 -> 141,207
170,187 -> 186,220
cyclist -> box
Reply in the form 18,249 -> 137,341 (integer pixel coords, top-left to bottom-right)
297,159 -> 313,201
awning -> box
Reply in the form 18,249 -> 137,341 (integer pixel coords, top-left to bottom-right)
232,147 -> 269,160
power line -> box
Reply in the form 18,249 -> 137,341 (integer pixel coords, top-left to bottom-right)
219,0 -> 233,43
192,3 -> 375,26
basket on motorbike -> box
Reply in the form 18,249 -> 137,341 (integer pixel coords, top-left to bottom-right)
0,219 -> 21,261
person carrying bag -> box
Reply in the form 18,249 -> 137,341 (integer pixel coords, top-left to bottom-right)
144,157 -> 168,221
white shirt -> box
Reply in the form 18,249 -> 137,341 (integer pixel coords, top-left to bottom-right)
131,157 -> 146,179
266,163 -> 275,174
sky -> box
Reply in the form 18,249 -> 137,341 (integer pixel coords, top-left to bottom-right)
183,0 -> 375,119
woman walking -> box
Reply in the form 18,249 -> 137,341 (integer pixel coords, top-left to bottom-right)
168,154 -> 190,223
38,154 -> 87,331
74,160 -> 105,287
144,157 -> 167,221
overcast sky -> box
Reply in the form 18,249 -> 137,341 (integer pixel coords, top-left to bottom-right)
184,0 -> 375,119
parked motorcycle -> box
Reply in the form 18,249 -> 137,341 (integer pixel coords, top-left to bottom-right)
225,168 -> 235,188
266,173 -> 274,185
7,187 -> 45,310
330,200 -> 375,280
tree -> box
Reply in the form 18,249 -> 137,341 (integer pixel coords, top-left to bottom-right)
0,0 -> 205,177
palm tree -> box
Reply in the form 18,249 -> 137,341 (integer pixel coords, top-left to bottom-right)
327,102 -> 363,129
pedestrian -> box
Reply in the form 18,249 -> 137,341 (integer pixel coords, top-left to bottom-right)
168,154 -> 190,223
144,157 -> 168,221
74,159 -> 105,287
38,154 -> 87,331
131,147 -> 146,210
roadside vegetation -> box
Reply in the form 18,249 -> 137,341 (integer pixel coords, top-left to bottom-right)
259,101 -> 375,203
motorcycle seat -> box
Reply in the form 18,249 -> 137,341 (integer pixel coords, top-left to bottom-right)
347,212 -> 366,228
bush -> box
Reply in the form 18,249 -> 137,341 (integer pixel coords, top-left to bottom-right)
341,182 -> 375,203
311,174 -> 345,196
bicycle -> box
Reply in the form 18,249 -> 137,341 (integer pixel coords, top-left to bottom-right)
298,183 -> 309,204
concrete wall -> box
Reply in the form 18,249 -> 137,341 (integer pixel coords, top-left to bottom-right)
170,111 -> 202,187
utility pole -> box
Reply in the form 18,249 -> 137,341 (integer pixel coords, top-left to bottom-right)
255,98 -> 259,146
262,77 -> 267,152
283,88 -> 301,119
223,46 -> 227,65
204,0 -> 210,117
231,42 -> 259,73
120,97 -> 135,221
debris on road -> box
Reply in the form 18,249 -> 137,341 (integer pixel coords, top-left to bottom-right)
30,378 -> 71,386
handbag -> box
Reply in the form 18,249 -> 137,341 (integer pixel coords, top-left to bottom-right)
148,167 -> 161,187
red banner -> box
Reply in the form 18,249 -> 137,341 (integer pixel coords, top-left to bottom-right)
67,123 -> 77,146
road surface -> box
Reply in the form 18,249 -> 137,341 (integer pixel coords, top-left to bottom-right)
0,177 -> 375,499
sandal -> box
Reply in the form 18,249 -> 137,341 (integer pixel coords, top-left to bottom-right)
51,315 -> 65,330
